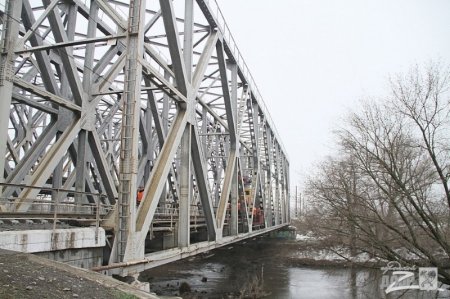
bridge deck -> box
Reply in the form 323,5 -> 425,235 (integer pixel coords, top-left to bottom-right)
92,223 -> 288,276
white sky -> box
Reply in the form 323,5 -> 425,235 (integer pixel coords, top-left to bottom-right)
215,0 -> 450,187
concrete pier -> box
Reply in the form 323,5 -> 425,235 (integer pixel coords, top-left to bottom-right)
0,227 -> 105,268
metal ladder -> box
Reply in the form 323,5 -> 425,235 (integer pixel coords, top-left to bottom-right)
117,61 -> 138,261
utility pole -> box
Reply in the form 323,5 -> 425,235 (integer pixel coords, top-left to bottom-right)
295,186 -> 298,218
299,193 -> 303,217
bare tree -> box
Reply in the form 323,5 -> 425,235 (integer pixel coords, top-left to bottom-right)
305,63 -> 450,284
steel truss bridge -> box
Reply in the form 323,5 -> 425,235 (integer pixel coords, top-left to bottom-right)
0,0 -> 290,276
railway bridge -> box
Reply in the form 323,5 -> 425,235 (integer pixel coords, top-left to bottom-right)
0,0 -> 290,277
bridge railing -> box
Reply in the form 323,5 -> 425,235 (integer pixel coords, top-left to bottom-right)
152,204 -> 205,230
0,183 -> 114,233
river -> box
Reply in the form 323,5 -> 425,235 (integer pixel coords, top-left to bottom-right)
139,236 -> 448,298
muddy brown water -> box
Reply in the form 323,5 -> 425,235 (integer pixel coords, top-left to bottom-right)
139,237 -> 448,298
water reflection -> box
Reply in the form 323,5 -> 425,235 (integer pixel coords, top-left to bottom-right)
283,268 -> 378,299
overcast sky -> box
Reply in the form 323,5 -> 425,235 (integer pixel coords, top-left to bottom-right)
215,0 -> 450,187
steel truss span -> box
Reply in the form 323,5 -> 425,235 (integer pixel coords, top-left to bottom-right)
0,0 -> 290,275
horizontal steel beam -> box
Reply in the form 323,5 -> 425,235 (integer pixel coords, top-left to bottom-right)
15,35 -> 127,55
92,223 -> 288,276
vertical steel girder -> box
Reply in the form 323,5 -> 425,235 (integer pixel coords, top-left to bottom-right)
0,0 -> 289,264
0,0 -> 23,195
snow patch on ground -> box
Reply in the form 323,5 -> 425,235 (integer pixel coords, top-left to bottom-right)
293,245 -> 378,263
295,234 -> 313,241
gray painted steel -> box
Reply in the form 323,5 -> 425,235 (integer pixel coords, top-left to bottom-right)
0,0 -> 290,274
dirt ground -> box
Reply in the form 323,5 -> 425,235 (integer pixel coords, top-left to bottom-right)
0,249 -> 163,299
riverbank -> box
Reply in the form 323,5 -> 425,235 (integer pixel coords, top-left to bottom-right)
0,249 -> 165,299
283,237 -> 381,269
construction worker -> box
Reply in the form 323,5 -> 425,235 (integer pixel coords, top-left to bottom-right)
137,186 -> 144,206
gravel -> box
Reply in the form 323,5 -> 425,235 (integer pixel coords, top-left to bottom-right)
0,249 -> 163,299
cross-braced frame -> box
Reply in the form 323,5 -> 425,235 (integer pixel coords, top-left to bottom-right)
0,0 -> 290,275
